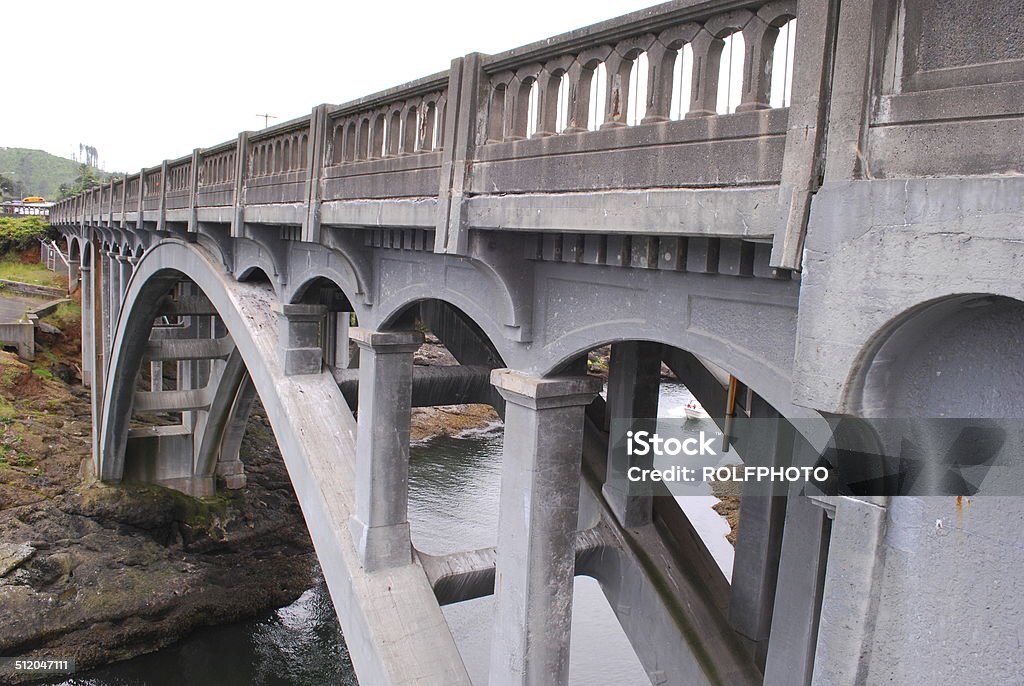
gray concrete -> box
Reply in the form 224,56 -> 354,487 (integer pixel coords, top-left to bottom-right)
52,1 -> 1024,684
489,370 -> 602,686
348,327 -> 422,571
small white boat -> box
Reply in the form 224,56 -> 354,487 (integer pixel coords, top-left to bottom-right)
683,401 -> 705,420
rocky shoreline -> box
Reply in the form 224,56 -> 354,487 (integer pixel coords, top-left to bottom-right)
0,352 -> 317,683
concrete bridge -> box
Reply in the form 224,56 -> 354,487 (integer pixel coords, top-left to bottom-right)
50,0 -> 1024,683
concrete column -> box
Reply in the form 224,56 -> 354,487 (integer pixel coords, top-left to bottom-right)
763,495 -> 832,686
348,327 -> 423,571
810,496 -> 888,686
118,255 -> 133,302
488,369 -> 603,686
603,341 -> 662,528
150,361 -> 163,392
274,304 -> 327,376
67,259 -> 80,294
79,264 -> 93,387
101,251 -> 113,363
729,395 -> 794,667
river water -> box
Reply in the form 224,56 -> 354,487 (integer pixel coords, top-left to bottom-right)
45,383 -> 733,685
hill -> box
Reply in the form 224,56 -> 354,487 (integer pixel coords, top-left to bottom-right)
0,147 -> 109,201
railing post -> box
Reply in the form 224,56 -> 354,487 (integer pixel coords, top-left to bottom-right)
188,148 -> 201,232
231,132 -> 250,237
303,105 -> 328,243
435,53 -> 483,256
770,0 -> 840,271
157,160 -> 169,231
136,168 -> 146,228
120,175 -> 128,229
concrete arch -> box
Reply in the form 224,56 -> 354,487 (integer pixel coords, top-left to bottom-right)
375,287 -> 514,364
96,238 -> 471,684
538,327 -> 805,422
850,293 -> 1024,418
285,263 -> 363,314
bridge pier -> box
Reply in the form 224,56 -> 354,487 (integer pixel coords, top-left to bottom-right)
79,263 -> 94,387
602,341 -> 662,528
349,328 -> 423,571
488,369 -> 603,686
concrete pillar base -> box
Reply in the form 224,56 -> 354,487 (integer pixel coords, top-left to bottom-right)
349,519 -> 413,571
273,303 -> 327,376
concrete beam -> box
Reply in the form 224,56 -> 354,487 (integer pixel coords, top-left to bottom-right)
133,388 -> 211,413
143,335 -> 234,361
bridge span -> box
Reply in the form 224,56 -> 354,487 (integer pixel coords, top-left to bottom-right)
50,0 -> 1024,683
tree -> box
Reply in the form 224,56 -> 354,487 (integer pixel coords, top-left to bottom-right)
57,164 -> 101,199
0,172 -> 25,201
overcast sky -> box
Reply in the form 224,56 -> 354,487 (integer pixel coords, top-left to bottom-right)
3,0 -> 661,173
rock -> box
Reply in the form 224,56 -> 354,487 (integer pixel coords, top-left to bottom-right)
0,543 -> 34,577
37,321 -> 62,336
49,362 -> 78,384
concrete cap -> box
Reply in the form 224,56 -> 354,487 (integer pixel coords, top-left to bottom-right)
350,327 -> 424,351
490,368 -> 603,409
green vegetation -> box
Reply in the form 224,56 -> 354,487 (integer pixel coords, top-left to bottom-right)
0,253 -> 65,288
44,301 -> 81,329
0,216 -> 54,252
0,147 -> 112,200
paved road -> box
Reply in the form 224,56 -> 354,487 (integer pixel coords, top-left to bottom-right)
0,292 -> 50,323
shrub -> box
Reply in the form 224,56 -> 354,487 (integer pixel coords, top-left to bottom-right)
0,216 -> 54,253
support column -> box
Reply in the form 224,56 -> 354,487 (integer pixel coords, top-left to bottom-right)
79,264 -> 94,387
488,369 -> 603,686
729,395 -> 793,667
274,304 -> 327,376
67,259 -> 80,294
348,327 -> 423,571
101,250 -> 114,364
763,495 -> 832,686
603,341 -> 662,528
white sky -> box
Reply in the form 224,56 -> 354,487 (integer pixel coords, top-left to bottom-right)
3,0 -> 662,173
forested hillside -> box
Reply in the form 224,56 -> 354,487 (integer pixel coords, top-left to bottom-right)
0,147 -> 111,200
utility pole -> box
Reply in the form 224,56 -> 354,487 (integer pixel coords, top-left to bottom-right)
257,113 -> 277,128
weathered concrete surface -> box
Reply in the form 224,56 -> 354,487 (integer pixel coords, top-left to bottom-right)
99,241 -> 472,685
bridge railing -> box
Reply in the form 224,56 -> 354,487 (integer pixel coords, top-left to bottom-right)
245,117 -> 312,205
197,141 -> 237,207
53,0 -> 820,263
165,155 -> 193,211
322,71 -> 449,201
471,0 -> 796,195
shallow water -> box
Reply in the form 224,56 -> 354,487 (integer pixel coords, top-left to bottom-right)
45,383 -> 732,685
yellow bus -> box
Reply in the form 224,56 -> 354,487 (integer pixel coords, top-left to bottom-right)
22,196 -> 46,203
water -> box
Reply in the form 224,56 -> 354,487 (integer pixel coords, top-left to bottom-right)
46,383 -> 732,685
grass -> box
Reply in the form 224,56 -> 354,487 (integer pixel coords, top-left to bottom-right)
43,300 -> 81,329
0,254 -> 65,288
